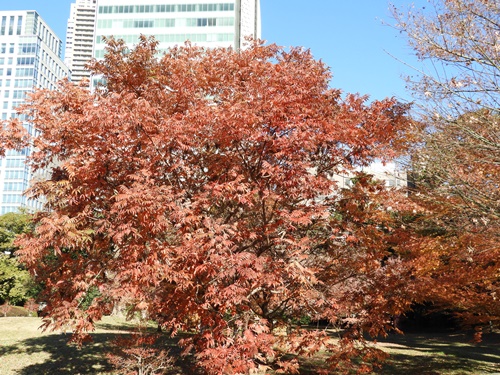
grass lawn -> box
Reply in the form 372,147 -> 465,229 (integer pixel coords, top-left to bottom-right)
0,316 -> 140,375
0,316 -> 499,374
373,331 -> 500,375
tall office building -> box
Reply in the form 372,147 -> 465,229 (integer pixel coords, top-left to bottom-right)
93,0 -> 261,59
0,11 -> 69,214
65,0 -> 97,85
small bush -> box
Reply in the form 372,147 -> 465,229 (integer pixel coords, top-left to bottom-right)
107,333 -> 174,375
0,304 -> 31,317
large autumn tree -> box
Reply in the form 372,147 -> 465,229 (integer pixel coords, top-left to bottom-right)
393,0 -> 500,330
1,37 -> 414,374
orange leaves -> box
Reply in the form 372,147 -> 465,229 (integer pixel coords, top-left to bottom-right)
0,118 -> 29,157
0,38 -> 418,374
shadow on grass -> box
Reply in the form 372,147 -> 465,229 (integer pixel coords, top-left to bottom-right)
0,332 -> 120,374
0,330 -> 200,375
1,326 -> 498,375
374,331 -> 500,375
94,322 -> 139,333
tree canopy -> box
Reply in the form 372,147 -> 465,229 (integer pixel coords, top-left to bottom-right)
0,37 -> 416,373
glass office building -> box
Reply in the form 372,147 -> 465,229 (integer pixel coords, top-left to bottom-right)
0,11 -> 69,214
93,0 -> 261,59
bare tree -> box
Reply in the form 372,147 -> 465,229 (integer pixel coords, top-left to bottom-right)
393,0 -> 500,331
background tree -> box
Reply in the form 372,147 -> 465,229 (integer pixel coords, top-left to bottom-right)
0,212 -> 34,255
0,254 -> 34,306
393,0 -> 500,331
0,212 -> 37,306
2,37 -> 413,374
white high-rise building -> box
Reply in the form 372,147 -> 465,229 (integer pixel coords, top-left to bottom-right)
65,0 -> 97,85
93,0 -> 261,59
0,11 -> 69,214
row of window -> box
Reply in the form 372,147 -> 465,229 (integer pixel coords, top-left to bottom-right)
15,68 -> 36,77
2,101 -> 23,110
13,79 -> 33,88
17,57 -> 36,65
95,32 -> 234,47
0,48 -> 65,83
188,17 -> 234,27
3,159 -> 25,168
2,194 -> 24,204
0,43 -> 37,55
98,3 -> 235,14
3,182 -> 26,191
98,18 -> 173,29
0,43 -> 14,54
2,89 -> 29,99
35,19 -> 62,57
5,148 -> 28,157
0,111 -> 25,120
0,57 -> 36,66
18,43 -> 38,55
0,15 -> 23,36
97,17 -> 234,29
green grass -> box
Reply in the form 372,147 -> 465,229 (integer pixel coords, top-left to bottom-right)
0,317 -> 499,374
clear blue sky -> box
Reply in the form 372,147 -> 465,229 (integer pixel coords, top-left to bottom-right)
2,0 -> 426,101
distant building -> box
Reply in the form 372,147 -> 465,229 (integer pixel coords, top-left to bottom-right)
93,0 -> 261,60
0,10 -> 69,214
65,0 -> 97,86
334,161 -> 408,189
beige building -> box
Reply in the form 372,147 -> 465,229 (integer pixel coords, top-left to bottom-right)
65,0 -> 97,85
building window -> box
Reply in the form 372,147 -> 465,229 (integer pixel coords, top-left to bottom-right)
18,43 -> 37,54
5,159 -> 25,168
2,194 -> 24,204
13,90 -> 27,99
4,169 -> 28,179
98,3 -> 235,14
3,182 -> 25,191
8,16 -> 14,36
133,20 -> 154,28
16,16 -> 22,35
15,68 -> 35,77
16,57 -> 35,65
14,79 -> 33,88
1,16 -> 6,36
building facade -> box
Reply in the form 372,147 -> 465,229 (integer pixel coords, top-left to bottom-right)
0,11 -> 69,214
93,0 -> 261,59
65,0 -> 97,85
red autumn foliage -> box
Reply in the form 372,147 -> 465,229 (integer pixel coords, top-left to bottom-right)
1,37 -> 416,374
